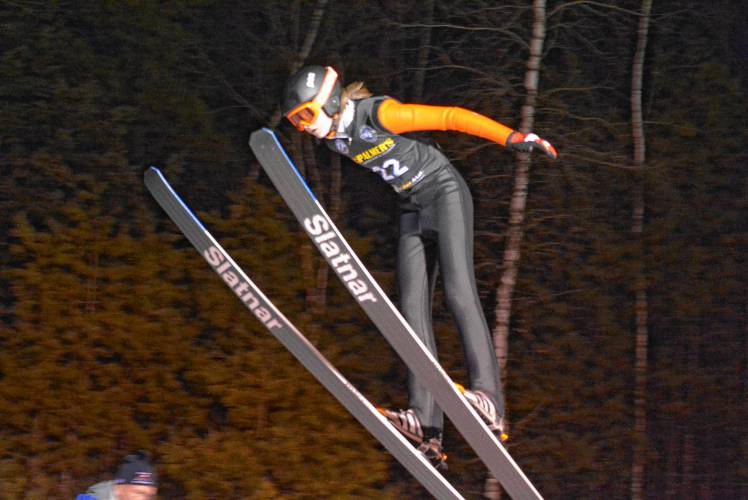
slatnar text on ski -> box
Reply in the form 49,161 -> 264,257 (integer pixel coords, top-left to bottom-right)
304,214 -> 377,303
204,246 -> 282,329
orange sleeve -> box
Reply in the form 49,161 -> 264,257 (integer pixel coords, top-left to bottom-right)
377,98 -> 515,147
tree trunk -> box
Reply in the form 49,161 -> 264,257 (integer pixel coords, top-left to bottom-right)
664,430 -> 679,500
288,133 -> 317,315
682,432 -> 695,500
412,0 -> 434,101
742,298 -> 748,500
488,1 -> 547,497
269,0 -> 329,128
492,0 -> 547,383
630,184 -> 648,500
629,1 -> 653,499
313,153 -> 342,313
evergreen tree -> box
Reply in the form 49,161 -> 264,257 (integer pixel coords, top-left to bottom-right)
152,178 -> 393,497
1,175 -> 197,497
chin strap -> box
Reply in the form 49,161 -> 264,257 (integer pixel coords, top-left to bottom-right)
327,99 -> 356,139
325,114 -> 339,139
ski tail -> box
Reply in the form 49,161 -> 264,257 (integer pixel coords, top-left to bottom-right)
144,167 -> 464,500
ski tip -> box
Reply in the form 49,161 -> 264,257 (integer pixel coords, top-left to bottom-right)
250,127 -> 275,140
144,166 -> 161,182
249,128 -> 274,149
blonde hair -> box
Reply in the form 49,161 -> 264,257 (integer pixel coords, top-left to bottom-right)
340,81 -> 373,113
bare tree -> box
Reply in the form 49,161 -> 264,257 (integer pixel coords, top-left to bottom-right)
491,0 -> 547,410
488,2 -> 548,497
245,0 -> 333,314
412,0 -> 434,101
629,1 -> 653,499
743,298 -> 748,499
248,0 -> 331,177
311,153 -> 343,314
268,0 -> 330,128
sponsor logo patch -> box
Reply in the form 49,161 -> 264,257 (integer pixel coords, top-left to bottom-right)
132,472 -> 156,486
359,125 -> 377,143
303,215 -> 378,304
305,72 -> 316,88
353,137 -> 395,165
203,246 -> 283,330
334,139 -> 349,154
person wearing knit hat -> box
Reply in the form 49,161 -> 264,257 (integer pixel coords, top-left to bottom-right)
76,451 -> 158,500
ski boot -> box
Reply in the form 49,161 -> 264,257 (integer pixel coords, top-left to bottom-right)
378,407 -> 448,470
455,384 -> 509,443
417,437 -> 448,471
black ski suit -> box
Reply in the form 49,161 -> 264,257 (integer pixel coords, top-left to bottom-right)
325,96 -> 515,431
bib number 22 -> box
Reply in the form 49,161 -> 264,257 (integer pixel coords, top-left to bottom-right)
372,159 -> 409,182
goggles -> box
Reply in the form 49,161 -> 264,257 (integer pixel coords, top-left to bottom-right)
286,66 -> 339,131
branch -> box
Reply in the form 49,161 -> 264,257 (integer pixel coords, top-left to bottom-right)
267,0 -> 330,128
388,21 -> 530,51
291,0 -> 329,72
548,0 -> 643,18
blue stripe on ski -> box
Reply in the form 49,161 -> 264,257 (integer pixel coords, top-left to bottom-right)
146,166 -> 211,233
261,127 -> 317,201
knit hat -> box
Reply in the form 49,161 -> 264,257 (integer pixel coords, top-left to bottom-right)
114,451 -> 158,487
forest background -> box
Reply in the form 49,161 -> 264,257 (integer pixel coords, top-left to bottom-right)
0,1 -> 745,499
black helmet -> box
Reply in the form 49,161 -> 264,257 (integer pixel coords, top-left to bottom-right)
282,65 -> 342,117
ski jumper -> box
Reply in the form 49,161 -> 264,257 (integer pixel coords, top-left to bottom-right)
325,97 -> 515,431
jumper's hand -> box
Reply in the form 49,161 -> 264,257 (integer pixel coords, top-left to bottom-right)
506,131 -> 558,160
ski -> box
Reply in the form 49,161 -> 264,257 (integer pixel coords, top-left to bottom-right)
249,128 -> 543,500
144,167 -> 463,500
